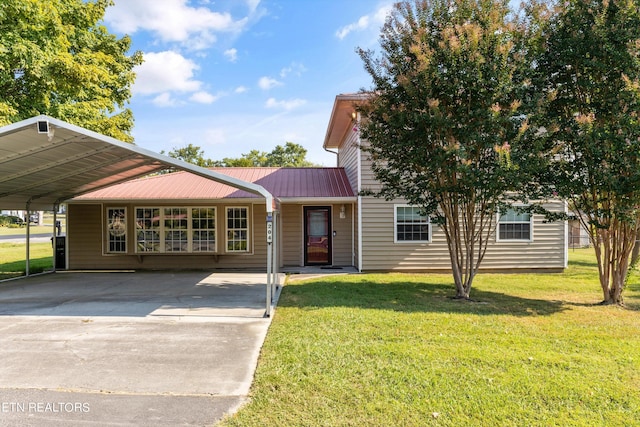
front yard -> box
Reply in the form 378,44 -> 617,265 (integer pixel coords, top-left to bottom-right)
222,249 -> 640,426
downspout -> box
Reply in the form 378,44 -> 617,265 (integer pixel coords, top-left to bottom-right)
323,146 -> 339,167
356,114 -> 363,272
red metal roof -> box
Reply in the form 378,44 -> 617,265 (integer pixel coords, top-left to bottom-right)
73,167 -> 356,201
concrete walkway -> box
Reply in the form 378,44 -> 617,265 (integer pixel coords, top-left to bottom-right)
0,271 -> 281,426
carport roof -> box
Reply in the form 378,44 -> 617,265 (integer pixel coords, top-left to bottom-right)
0,115 -> 274,211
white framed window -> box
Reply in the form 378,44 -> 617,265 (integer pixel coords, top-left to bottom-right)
164,207 -> 188,252
394,205 -> 431,243
106,207 -> 127,253
136,207 -> 161,252
192,207 -> 216,252
226,207 -> 249,252
134,207 -> 217,253
498,207 -> 533,241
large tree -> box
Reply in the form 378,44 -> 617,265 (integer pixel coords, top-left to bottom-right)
530,0 -> 640,305
162,144 -> 216,167
0,0 -> 142,142
358,0 -> 531,299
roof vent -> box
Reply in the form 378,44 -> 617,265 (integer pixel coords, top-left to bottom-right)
37,120 -> 49,134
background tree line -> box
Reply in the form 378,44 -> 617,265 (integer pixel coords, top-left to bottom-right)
161,141 -> 317,168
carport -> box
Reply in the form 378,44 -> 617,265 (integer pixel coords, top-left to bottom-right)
0,115 -> 278,316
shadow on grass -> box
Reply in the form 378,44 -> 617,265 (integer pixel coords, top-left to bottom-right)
0,256 -> 53,281
279,278 -> 567,317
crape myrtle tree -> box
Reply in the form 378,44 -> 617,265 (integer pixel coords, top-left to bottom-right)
530,0 -> 640,305
358,0 -> 533,299
0,0 -> 142,142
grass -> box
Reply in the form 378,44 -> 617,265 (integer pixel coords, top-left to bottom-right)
221,248 -> 640,427
0,242 -> 53,280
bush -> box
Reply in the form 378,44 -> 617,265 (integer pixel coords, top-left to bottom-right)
0,215 -> 25,227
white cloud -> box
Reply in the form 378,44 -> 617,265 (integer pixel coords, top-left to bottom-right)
335,4 -> 393,40
152,92 -> 178,107
105,0 -> 255,50
133,51 -> 202,95
258,76 -> 283,90
336,16 -> 369,40
190,91 -> 218,104
235,86 -> 249,93
224,48 -> 238,62
265,97 -> 307,111
280,62 -> 307,78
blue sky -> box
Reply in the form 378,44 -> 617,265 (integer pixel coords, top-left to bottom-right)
103,0 -> 394,166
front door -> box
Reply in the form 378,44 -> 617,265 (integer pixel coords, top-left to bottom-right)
304,206 -> 331,265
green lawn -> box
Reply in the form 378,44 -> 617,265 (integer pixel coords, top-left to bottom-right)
0,242 -> 53,280
221,249 -> 640,426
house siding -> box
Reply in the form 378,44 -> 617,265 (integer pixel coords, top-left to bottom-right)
68,202 -> 269,270
359,197 -> 566,272
281,204 -> 303,266
280,203 -> 354,267
68,201 -> 355,271
337,128 -> 360,193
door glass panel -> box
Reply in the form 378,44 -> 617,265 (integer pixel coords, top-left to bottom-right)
306,208 -> 330,264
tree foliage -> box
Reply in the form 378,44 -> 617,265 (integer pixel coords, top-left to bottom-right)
165,142 -> 317,168
0,0 -> 142,142
215,142 -> 316,167
358,0 -> 530,298
529,0 -> 640,305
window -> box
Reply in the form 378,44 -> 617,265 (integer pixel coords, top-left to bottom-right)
136,208 -> 161,252
226,207 -> 249,252
192,208 -> 216,252
395,205 -> 430,243
134,207 -> 217,253
106,208 -> 126,253
164,207 -> 188,252
498,208 -> 532,241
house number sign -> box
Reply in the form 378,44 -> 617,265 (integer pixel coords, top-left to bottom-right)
266,221 -> 273,243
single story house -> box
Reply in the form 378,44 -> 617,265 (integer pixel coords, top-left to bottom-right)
1,94 -> 568,273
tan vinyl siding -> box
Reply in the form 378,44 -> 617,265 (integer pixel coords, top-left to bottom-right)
360,198 -> 567,272
281,204 -> 303,266
68,202 -> 269,270
337,129 -> 360,193
67,204 -> 103,270
332,203 -> 353,266
280,203 -> 354,267
359,150 -> 382,193
68,201 -> 355,270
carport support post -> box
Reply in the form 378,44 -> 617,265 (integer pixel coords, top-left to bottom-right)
272,211 -> 278,294
52,204 -> 59,273
266,214 -> 274,317
25,201 -> 31,276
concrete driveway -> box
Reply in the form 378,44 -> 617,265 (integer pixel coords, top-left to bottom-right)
0,271 -> 280,426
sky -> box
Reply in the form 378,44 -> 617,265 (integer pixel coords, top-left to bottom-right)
102,0 -> 395,166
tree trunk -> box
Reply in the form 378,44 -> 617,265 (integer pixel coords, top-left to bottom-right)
592,220 -> 636,306
441,199 -> 492,300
